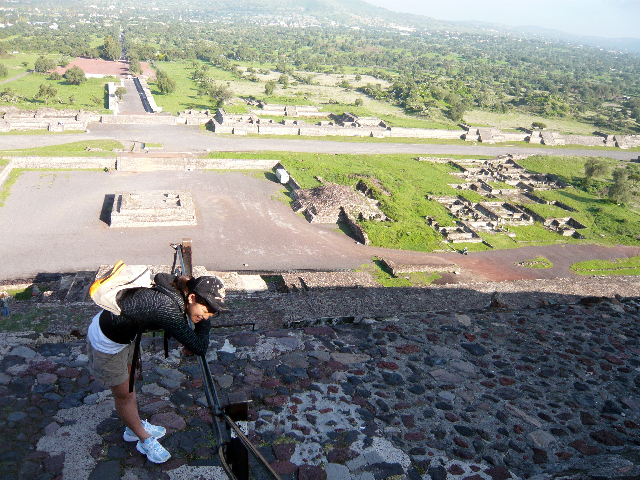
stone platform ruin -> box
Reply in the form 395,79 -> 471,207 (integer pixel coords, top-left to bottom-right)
110,190 -> 196,228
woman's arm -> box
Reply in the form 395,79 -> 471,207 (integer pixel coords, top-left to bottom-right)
119,288 -> 212,356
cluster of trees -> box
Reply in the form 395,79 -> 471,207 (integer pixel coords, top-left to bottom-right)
190,64 -> 233,107
155,69 -> 176,94
34,56 -> 87,86
0,10 -> 639,131
584,158 -> 640,205
102,35 -> 121,61
115,24 -> 640,129
108,21 -> 640,129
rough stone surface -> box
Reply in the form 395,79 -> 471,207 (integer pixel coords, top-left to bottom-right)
1,288 -> 640,480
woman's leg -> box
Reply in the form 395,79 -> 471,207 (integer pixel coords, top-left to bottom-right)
110,365 -> 150,441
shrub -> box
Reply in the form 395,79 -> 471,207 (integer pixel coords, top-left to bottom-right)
34,56 -> 56,73
65,66 -> 86,85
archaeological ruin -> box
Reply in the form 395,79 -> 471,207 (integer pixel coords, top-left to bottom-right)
425,154 -> 588,243
109,190 -> 197,228
1,102 -> 640,149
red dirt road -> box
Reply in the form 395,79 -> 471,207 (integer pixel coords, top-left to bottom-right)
372,243 -> 640,284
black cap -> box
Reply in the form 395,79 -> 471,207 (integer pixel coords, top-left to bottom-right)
190,276 -> 230,313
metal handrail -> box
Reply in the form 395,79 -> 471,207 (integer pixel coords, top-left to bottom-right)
170,242 -> 281,480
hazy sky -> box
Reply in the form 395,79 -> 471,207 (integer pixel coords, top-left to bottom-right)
362,0 -> 640,40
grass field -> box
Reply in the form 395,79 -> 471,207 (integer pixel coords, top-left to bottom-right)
0,53 -> 112,112
464,110 -> 606,136
205,150 -> 640,252
0,140 -> 123,157
571,255 -> 640,275
358,258 -> 442,287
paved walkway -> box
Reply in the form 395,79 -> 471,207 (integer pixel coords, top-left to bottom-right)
0,124 -> 638,160
1,289 -> 639,480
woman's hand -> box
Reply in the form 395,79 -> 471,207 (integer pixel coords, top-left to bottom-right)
181,346 -> 194,356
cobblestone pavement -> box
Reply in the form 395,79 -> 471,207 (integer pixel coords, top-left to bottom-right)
1,287 -> 640,480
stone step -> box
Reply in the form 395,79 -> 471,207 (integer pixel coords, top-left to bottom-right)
64,271 -> 97,303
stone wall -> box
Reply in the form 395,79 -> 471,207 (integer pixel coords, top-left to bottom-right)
388,128 -> 463,139
7,156 -> 116,170
259,124 -> 300,135
135,77 -> 161,113
380,257 -> 460,275
101,115 -> 177,125
115,157 -> 279,172
340,208 -> 369,245
107,82 -> 118,114
177,110 -> 212,126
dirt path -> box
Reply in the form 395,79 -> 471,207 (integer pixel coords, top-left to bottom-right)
370,243 -> 640,284
0,71 -> 30,85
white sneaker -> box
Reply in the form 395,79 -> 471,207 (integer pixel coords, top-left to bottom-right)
136,436 -> 171,464
123,419 -> 166,442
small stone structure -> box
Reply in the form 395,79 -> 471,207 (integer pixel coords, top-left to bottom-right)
426,216 -> 484,243
291,182 -> 387,224
107,82 -> 119,114
134,77 -> 161,113
253,103 -> 329,117
0,107 -> 96,132
543,217 -> 587,238
110,191 -> 196,228
289,181 -> 388,244
379,257 -> 461,275
275,168 -> 289,184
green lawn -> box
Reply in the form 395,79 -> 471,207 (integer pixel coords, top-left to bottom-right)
0,140 -> 123,157
203,150 -> 640,252
358,258 -> 442,287
571,255 -> 640,276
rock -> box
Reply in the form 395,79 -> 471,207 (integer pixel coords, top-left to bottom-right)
9,346 -> 37,359
527,429 -> 556,449
460,343 -> 489,356
325,463 -> 351,480
150,412 -> 186,431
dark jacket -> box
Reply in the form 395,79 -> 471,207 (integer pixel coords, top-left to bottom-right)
99,273 -> 211,391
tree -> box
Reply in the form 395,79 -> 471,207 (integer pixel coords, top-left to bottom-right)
48,71 -> 62,81
64,65 -> 86,85
0,64 -> 7,78
35,83 -> 57,104
354,98 -> 364,107
447,102 -> 466,122
129,58 -> 142,75
102,35 -> 120,61
208,83 -> 233,108
609,168 -> 632,205
584,158 -> 610,179
265,80 -> 276,96
115,87 -> 127,101
531,121 -> 547,129
34,56 -> 56,73
278,74 -> 289,87
155,70 -> 176,94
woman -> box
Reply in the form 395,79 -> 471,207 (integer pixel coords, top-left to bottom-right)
86,273 -> 229,463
